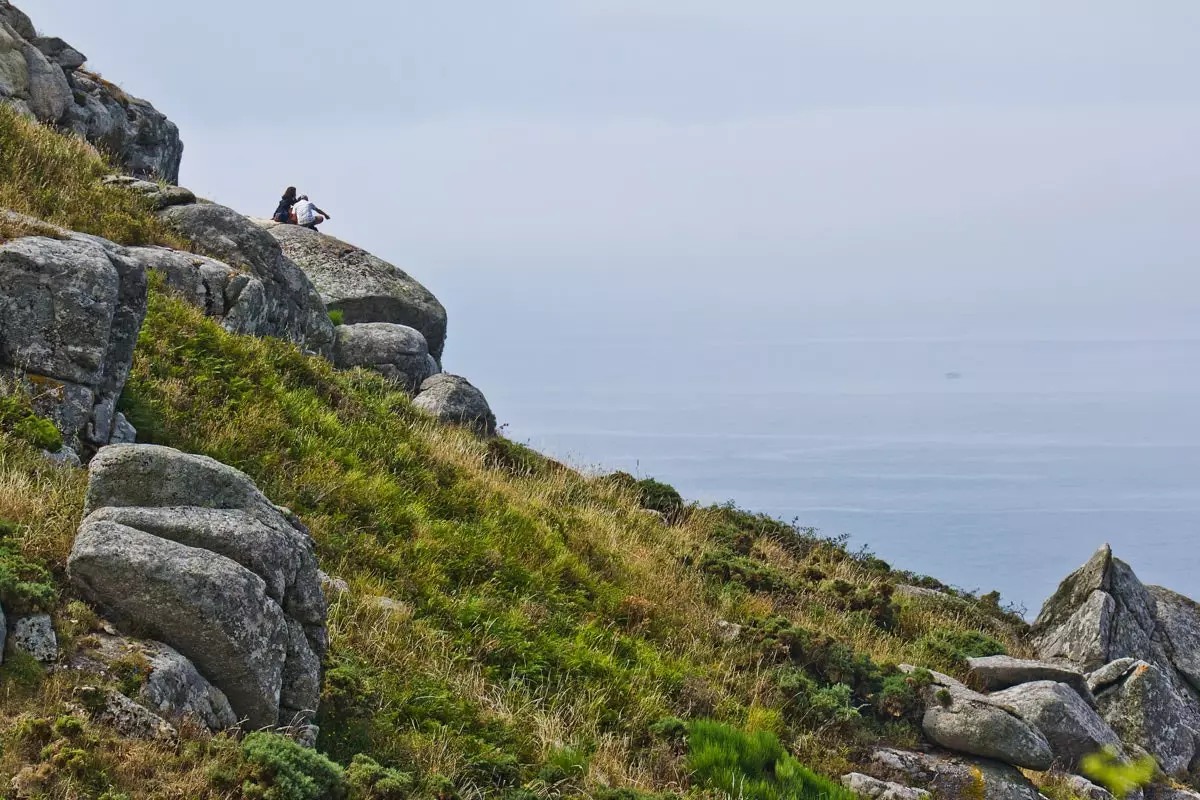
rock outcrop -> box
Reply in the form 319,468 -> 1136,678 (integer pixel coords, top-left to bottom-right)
260,222 -> 448,361
333,322 -> 437,393
1030,545 -> 1200,777
413,374 -> 497,437
0,2 -> 183,181
160,202 -> 335,355
967,655 -> 1093,702
68,445 -> 326,735
0,231 -> 147,451
865,747 -> 1046,800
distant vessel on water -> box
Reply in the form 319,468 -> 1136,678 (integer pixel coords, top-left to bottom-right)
945,371 -> 963,380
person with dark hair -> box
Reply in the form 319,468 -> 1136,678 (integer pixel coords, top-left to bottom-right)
272,186 -> 298,223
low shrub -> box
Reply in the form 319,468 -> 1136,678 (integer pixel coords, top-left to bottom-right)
346,754 -> 413,800
0,525 -> 57,613
913,628 -> 1006,672
0,394 -> 62,452
686,720 -> 855,800
239,732 -> 347,800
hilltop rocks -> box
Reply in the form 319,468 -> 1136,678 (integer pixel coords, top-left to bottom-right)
865,747 -> 1046,800
124,246 -> 269,337
0,2 -> 183,181
987,681 -> 1122,771
160,202 -> 334,355
333,322 -> 437,392
68,445 -> 326,735
914,669 -> 1053,771
413,374 -> 497,437
1029,545 -> 1200,777
0,233 -> 147,449
261,222 -> 448,361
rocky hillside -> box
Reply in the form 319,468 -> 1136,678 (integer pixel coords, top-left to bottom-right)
0,4 -> 1198,800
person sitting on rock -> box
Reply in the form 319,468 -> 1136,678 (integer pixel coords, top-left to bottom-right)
293,194 -> 331,231
272,186 -> 299,223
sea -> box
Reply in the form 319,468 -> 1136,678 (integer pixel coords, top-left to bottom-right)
477,336 -> 1200,616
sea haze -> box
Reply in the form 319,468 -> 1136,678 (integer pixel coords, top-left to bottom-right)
477,336 -> 1200,614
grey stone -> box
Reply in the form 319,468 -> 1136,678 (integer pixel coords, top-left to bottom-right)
1060,775 -> 1120,800
318,571 -> 349,597
111,413 -> 136,445
160,203 -> 334,355
333,322 -> 436,392
865,748 -> 1046,800
1094,661 -> 1195,778
0,234 -> 147,448
261,221 -> 447,360
917,670 -> 1054,770
70,445 -> 327,733
19,34 -> 70,123
413,374 -> 497,437
69,520 -> 289,730
33,36 -> 86,71
43,445 -> 82,468
988,681 -> 1123,771
1149,586 -> 1200,694
968,654 -> 1093,701
0,2 -> 34,40
140,642 -> 237,732
1089,658 -> 1140,694
9,614 -> 57,662
841,773 -> 929,800
1145,788 -> 1200,800
92,689 -> 177,741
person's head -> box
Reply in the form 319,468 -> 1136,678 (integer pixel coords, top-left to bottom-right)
283,186 -> 297,202
298,194 -> 309,201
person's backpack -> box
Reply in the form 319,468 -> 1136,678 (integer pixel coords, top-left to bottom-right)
288,206 -> 298,224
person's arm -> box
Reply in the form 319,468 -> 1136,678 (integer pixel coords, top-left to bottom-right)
315,206 -> 331,219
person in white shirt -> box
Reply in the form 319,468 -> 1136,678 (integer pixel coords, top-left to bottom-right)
292,194 -> 331,231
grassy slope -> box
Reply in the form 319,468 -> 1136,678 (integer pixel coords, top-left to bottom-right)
0,106 -> 1035,798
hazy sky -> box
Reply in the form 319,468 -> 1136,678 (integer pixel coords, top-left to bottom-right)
28,1 -> 1200,371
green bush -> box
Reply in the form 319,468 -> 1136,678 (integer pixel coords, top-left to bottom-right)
329,309 -> 345,326
686,720 -> 855,800
0,394 -> 63,452
346,754 -> 413,800
0,527 -> 57,613
913,628 -> 1006,672
240,732 -> 347,800
606,472 -> 686,521
872,667 -> 933,720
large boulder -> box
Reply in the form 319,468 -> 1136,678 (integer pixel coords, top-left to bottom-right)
0,233 -> 147,450
413,374 -> 497,437
1092,660 -> 1196,778
333,322 -> 438,393
840,773 -> 928,800
987,681 -> 1123,771
865,748 -> 1046,800
914,669 -> 1054,771
159,202 -> 334,355
68,445 -> 326,735
261,222 -> 447,361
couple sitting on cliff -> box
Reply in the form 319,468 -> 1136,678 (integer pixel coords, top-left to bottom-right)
272,186 -> 331,231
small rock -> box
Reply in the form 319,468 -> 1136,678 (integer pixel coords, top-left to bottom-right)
318,571 -> 349,597
865,747 -> 1046,800
413,374 -> 497,437
841,772 -> 929,799
10,614 -> 57,662
1059,774 -> 1126,800
332,322 -> 436,393
715,620 -> 742,643
42,446 -> 82,468
90,688 -> 177,741
1087,658 -> 1139,694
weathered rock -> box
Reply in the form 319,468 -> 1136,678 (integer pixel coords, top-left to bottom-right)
1094,661 -> 1195,778
9,614 -> 57,662
0,2 -> 34,40
1145,787 -> 1200,800
140,642 -> 238,732
988,681 -> 1123,771
1149,586 -> 1200,694
333,322 -> 437,392
841,772 -> 929,800
1088,659 -> 1140,695
968,655 -> 1093,702
916,670 -> 1054,770
413,374 -> 497,437
160,203 -> 333,355
69,445 -> 326,734
261,222 -> 447,360
19,34 -> 70,123
111,413 -> 136,445
91,688 -> 177,741
33,37 -> 86,71
0,234 -> 147,449
865,748 -> 1046,800
69,521 -> 289,730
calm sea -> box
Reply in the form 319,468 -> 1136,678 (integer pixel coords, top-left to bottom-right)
481,338 -> 1200,615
